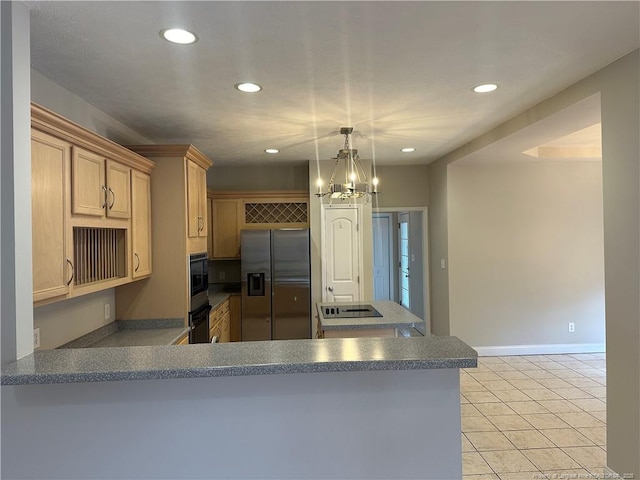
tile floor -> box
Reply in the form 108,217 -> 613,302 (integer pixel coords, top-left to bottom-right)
461,353 -> 607,480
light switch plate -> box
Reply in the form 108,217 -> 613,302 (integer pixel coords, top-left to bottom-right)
33,328 -> 40,349
104,304 -> 111,320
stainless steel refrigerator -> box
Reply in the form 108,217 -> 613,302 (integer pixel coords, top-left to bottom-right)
241,229 -> 311,341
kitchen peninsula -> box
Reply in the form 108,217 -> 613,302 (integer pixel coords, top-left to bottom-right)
2,334 -> 476,479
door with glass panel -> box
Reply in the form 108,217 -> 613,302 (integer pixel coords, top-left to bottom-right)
398,213 -> 410,309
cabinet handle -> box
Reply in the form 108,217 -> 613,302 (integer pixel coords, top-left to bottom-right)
108,187 -> 115,209
66,258 -> 74,286
101,185 -> 107,208
134,253 -> 140,272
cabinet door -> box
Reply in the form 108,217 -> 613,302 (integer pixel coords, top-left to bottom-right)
229,294 -> 241,341
32,130 -> 71,303
197,166 -> 207,238
186,160 -> 202,238
212,199 -> 241,258
72,147 -> 106,217
131,170 -> 152,279
207,197 -> 213,259
106,160 -> 131,219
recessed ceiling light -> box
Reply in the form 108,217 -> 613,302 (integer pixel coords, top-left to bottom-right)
265,149 -> 279,154
473,83 -> 498,93
161,28 -> 198,45
235,83 -> 262,93
401,147 -> 416,153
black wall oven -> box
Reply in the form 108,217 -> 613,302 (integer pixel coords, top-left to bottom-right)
188,252 -> 210,344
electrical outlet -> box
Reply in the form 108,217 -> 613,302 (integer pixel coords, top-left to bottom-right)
33,328 -> 40,349
219,271 -> 226,280
440,259 -> 446,269
104,304 -> 111,320
568,322 -> 575,333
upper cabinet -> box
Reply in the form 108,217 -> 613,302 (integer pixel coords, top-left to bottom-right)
131,170 -> 152,279
31,129 -> 72,303
207,191 -> 310,259
71,148 -> 131,219
31,103 -> 155,306
187,160 -> 207,238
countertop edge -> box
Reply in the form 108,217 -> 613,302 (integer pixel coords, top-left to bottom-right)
1,336 -> 477,386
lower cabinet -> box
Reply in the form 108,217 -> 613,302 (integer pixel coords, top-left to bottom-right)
209,298 -> 231,343
229,294 -> 241,342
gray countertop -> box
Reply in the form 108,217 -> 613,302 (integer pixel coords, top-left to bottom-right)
1,335 -> 477,385
317,300 -> 425,330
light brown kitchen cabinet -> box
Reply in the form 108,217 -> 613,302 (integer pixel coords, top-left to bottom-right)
31,129 -> 72,303
187,160 -> 207,238
211,198 -> 241,258
209,298 -> 231,343
206,197 -> 213,259
229,293 -> 241,342
71,147 -> 131,219
31,103 -> 156,306
131,170 -> 152,279
176,334 -> 189,345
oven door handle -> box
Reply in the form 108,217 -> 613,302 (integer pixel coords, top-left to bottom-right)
211,335 -> 219,344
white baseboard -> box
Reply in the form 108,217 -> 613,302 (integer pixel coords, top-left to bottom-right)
603,466 -> 622,478
473,343 -> 606,357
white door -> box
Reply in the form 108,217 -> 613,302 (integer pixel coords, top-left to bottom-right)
322,206 -> 361,302
399,213 -> 410,309
372,214 -> 392,300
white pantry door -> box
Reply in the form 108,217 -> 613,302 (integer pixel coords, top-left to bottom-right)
322,206 -> 362,302
372,213 -> 392,300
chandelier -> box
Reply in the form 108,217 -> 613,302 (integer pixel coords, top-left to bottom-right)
315,127 -> 378,202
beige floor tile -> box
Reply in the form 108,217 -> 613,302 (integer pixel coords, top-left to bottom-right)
579,386 -> 606,398
463,434 -> 476,452
480,357 -> 507,364
461,394 -> 470,404
465,390 -> 503,403
508,379 -> 545,390
562,446 -> 607,468
551,368 -> 585,379
569,354 -> 598,360
569,398 -> 606,412
480,380 -> 517,391
463,415 -> 499,433
537,400 -> 583,414
555,412 -> 604,428
520,389 -> 562,401
539,362 -> 567,370
505,401 -> 549,415
553,387 -> 593,400
480,450 -> 537,473
586,410 -> 606,423
522,448 -> 581,471
462,404 -> 484,417
471,372 -> 505,382
476,403 -> 518,417
464,474 -> 500,480
486,415 -> 534,431
582,360 -> 606,369
539,468 -> 590,479
576,426 -> 606,446
556,360 -> 590,369
520,414 -> 571,430
565,377 -> 601,389
522,370 -> 558,380
502,430 -> 555,450
539,428 -> 594,447
502,357 -> 533,364
516,364 -> 544,372
487,364 -> 519,372
493,390 -> 533,402
466,431 -> 517,451
498,371 -> 531,381
463,382 -> 491,393
497,473 -> 541,480
464,451 -> 495,475
535,378 -> 573,389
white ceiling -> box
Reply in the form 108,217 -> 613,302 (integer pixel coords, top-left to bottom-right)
26,1 -> 639,167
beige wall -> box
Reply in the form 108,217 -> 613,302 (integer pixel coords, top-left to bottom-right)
428,49 -> 640,476
30,71 -> 153,349
208,163 -> 309,191
448,161 -> 605,350
373,164 -> 429,208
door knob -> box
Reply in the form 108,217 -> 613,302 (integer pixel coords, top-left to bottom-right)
328,286 -> 334,292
